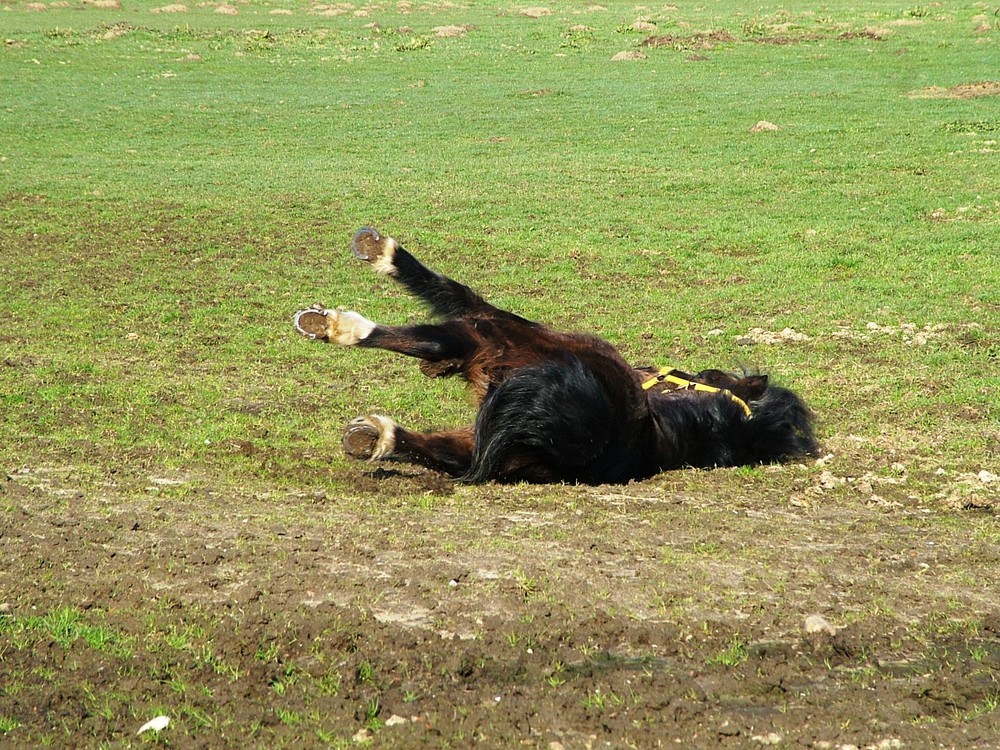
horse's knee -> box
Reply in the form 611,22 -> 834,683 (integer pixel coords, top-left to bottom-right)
343,415 -> 396,460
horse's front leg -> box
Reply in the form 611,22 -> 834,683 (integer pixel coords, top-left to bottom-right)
343,416 -> 474,477
293,306 -> 376,345
293,306 -> 474,362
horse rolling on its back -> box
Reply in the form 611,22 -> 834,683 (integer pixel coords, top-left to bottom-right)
293,228 -> 818,484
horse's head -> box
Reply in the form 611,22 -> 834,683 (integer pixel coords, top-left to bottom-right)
692,369 -> 769,403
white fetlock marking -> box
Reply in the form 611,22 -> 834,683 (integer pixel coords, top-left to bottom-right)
329,310 -> 376,346
368,415 -> 396,460
371,237 -> 400,276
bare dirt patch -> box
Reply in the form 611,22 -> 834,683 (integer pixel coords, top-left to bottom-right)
910,80 -> 1000,99
94,21 -> 133,40
2,456 -> 999,747
518,6 -> 551,19
837,28 -> 889,41
432,24 -> 475,38
749,33 -> 824,45
735,326 -> 808,344
642,30 -> 736,50
643,29 -> 888,50
748,120 -> 780,133
610,50 -> 647,61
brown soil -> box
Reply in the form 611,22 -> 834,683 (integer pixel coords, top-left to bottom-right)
642,30 -> 736,50
3,457 -> 999,748
432,24 -> 475,38
910,81 -> 1000,99
642,29 -> 887,50
519,7 -> 551,19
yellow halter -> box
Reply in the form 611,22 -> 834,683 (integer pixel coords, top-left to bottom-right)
641,367 -> 753,418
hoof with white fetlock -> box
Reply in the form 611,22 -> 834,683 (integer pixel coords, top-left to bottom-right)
343,415 -> 396,461
292,307 -> 375,346
351,227 -> 399,275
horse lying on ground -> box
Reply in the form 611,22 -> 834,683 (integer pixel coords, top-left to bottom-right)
293,228 -> 818,484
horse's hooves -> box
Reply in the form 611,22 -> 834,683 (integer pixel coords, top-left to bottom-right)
293,306 -> 331,340
351,227 -> 384,262
343,417 -> 380,460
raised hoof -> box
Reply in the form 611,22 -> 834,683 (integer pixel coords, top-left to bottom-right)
351,227 -> 398,275
343,417 -> 381,460
351,227 -> 385,262
294,308 -> 375,346
293,306 -> 331,340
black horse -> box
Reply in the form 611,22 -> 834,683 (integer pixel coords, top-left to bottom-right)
293,228 -> 818,484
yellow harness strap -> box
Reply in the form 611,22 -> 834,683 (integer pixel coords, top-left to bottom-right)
641,367 -> 753,418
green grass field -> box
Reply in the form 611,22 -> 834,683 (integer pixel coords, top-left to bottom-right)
3,0 -> 998,480
2,0 -> 999,746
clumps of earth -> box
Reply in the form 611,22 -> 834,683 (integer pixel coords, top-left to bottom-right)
938,469 -> 999,510
796,454 -> 998,512
749,120 -> 780,132
518,6 -> 551,18
610,50 -> 647,61
432,24 -> 476,37
730,322 -> 984,348
909,81 -> 1000,99
832,321 -> 977,346
735,327 -> 811,345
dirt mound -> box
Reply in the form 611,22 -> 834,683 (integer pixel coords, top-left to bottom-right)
3,460 -> 1000,747
735,326 -> 808,344
643,30 -> 735,50
610,50 -> 647,61
910,81 -> 1000,99
432,24 -> 475,37
519,6 -> 550,18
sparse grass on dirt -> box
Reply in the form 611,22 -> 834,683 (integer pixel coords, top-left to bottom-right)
1,0 -> 998,747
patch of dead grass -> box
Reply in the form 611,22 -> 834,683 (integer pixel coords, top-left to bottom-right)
642,30 -> 735,50
910,81 -> 1000,99
518,6 -> 551,18
309,3 -> 353,16
610,50 -> 647,61
432,24 -> 476,38
749,120 -> 780,133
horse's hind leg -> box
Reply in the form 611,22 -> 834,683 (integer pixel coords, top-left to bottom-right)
351,227 -> 510,320
343,416 -> 474,476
